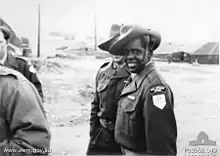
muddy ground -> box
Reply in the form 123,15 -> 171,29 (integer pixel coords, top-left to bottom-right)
31,55 -> 219,156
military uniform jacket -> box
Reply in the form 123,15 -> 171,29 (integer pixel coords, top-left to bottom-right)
115,61 -> 177,155
0,66 -> 51,156
4,52 -> 44,101
89,61 -> 130,137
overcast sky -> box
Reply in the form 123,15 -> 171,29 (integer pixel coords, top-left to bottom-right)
0,0 -> 219,47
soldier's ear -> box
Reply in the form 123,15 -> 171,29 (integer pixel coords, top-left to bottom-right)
146,49 -> 153,60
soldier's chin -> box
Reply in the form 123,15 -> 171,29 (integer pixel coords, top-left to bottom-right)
128,63 -> 137,73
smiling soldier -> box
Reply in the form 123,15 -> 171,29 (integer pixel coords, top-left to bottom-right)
109,24 -> 178,155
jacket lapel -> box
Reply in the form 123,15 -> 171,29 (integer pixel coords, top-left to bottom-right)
120,61 -> 156,96
121,78 -> 137,96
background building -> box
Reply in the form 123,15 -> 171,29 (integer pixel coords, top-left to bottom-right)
191,42 -> 219,64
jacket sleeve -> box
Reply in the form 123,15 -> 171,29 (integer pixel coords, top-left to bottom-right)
0,79 -> 51,155
143,84 -> 177,155
89,71 -> 101,137
23,62 -> 44,102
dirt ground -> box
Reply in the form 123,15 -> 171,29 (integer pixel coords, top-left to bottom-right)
33,56 -> 219,156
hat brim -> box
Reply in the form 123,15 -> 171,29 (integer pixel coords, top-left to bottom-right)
98,34 -> 119,52
0,26 -> 23,48
0,25 -> 10,32
109,25 -> 161,55
98,36 -> 115,52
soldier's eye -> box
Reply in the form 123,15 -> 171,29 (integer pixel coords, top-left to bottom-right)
132,49 -> 141,55
134,50 -> 138,53
124,49 -> 129,54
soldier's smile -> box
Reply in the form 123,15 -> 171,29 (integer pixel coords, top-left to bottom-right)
127,59 -> 139,71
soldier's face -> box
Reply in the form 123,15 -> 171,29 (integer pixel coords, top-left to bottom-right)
0,31 -> 7,56
111,55 -> 124,63
124,38 -> 150,73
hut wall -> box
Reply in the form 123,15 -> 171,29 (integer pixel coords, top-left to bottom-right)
192,55 -> 219,64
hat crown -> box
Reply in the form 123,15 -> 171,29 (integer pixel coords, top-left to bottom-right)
120,24 -> 133,35
109,24 -> 162,55
0,18 -> 10,33
109,24 -> 121,38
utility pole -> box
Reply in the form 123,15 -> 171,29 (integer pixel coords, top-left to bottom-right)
37,4 -> 41,57
94,9 -> 97,52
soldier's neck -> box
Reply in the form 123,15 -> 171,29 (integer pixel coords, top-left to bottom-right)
113,62 -> 125,69
131,73 -> 137,80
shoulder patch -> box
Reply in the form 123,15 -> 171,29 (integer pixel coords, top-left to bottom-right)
148,85 -> 167,110
148,85 -> 167,96
152,94 -> 166,109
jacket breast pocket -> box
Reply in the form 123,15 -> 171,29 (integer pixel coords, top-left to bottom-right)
117,96 -> 138,138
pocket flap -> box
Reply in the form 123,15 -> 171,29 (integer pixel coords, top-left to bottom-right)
122,97 -> 137,112
97,80 -> 109,92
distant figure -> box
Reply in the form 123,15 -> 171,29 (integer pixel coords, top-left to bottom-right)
85,47 -> 88,52
168,57 -> 172,64
195,59 -> 199,64
167,54 -> 172,64
180,52 -> 184,62
193,59 -> 199,66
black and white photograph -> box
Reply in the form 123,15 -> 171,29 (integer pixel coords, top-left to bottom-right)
0,0 -> 219,155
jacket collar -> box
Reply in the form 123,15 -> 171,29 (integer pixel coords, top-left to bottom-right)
120,61 -> 156,96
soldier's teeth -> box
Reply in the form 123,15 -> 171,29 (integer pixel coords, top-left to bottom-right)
129,63 -> 136,67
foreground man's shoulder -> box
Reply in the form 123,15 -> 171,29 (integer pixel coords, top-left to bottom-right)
0,66 -> 27,83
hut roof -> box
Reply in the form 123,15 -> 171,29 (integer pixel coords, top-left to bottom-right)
193,42 -> 219,55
